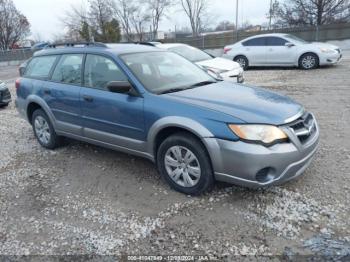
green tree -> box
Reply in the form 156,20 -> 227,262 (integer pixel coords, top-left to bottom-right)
79,21 -> 91,41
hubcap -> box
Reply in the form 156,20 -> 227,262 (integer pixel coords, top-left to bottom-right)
34,116 -> 51,144
302,56 -> 316,69
164,146 -> 201,188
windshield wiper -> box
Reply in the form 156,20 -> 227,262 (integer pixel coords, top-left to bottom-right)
158,88 -> 187,94
190,80 -> 217,87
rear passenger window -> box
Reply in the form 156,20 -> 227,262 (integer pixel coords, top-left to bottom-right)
266,37 -> 288,46
84,54 -> 127,90
24,56 -> 58,78
242,37 -> 266,46
51,54 -> 84,85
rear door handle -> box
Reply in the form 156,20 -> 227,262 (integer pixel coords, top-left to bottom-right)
83,95 -> 93,102
43,89 -> 51,95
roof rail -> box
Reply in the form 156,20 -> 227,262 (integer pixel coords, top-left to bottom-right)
46,42 -> 107,49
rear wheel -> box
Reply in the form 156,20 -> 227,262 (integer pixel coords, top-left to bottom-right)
234,55 -> 249,70
156,132 -> 214,195
299,53 -> 319,70
32,109 -> 62,149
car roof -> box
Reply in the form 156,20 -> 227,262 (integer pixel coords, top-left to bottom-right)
240,33 -> 289,42
33,43 -> 163,57
156,43 -> 187,49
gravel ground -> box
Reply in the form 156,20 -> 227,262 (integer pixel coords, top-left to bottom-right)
0,54 -> 349,261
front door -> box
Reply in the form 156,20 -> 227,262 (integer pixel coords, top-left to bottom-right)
265,37 -> 296,65
80,54 -> 145,149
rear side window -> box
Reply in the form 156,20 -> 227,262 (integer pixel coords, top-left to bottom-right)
24,56 -> 58,78
242,37 -> 266,46
266,37 -> 288,46
51,54 -> 84,85
84,54 -> 127,90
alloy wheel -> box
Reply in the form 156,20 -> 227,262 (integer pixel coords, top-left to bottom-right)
302,55 -> 316,69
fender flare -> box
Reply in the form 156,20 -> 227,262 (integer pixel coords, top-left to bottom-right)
26,95 -> 57,128
146,116 -> 214,155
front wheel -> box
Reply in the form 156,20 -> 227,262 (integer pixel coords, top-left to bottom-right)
299,53 -> 319,70
156,132 -> 214,195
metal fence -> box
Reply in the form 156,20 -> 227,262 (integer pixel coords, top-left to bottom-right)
0,49 -> 34,62
165,23 -> 350,49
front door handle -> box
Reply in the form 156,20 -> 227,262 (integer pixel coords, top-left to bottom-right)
83,95 -> 93,102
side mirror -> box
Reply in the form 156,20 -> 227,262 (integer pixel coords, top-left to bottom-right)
107,81 -> 132,94
285,42 -> 295,48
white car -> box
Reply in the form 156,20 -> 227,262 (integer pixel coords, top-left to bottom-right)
157,43 -> 244,83
223,33 -> 342,70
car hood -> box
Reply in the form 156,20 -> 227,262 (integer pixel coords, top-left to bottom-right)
196,57 -> 241,71
166,82 -> 303,125
309,42 -> 339,50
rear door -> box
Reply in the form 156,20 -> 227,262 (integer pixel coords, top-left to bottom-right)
80,54 -> 145,149
47,54 -> 84,135
265,37 -> 295,65
241,37 -> 267,65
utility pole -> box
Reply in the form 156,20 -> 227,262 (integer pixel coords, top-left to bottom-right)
269,0 -> 273,30
235,0 -> 239,42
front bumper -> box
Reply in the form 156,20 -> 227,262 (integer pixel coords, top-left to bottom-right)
204,115 -> 319,188
319,51 -> 342,65
220,69 -> 244,83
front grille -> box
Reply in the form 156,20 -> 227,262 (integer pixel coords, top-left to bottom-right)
288,112 -> 317,144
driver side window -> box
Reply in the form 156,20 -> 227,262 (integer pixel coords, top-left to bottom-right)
84,54 -> 128,90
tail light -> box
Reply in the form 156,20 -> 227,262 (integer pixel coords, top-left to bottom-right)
223,47 -> 232,54
15,78 -> 21,90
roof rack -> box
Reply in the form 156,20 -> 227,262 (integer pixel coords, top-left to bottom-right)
46,42 -> 107,49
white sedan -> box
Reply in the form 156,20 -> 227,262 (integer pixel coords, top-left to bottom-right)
223,33 -> 342,70
157,43 -> 244,83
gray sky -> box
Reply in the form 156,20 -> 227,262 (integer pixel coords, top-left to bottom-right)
13,0 -> 270,41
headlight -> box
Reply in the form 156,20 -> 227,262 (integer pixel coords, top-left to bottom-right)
228,124 -> 288,145
320,48 -> 334,53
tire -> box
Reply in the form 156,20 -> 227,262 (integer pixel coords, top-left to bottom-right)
156,132 -> 214,195
234,55 -> 249,70
299,53 -> 319,70
32,109 -> 61,149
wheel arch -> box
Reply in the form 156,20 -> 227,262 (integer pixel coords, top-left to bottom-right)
26,95 -> 56,127
147,117 -> 214,160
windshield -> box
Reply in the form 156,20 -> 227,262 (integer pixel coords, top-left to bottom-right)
284,34 -> 309,44
121,51 -> 215,94
168,45 -> 212,62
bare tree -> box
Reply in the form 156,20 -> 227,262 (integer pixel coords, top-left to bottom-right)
61,2 -> 89,41
180,0 -> 208,36
0,0 -> 30,50
147,0 -> 172,39
130,6 -> 151,41
114,0 -> 137,41
274,0 -> 350,27
61,0 -> 121,43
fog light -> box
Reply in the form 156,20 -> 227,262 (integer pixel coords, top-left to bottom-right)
255,167 -> 274,183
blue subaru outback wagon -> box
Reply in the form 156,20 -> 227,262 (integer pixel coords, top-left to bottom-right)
16,42 -> 319,195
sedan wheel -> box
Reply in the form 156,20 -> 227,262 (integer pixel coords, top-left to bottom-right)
164,146 -> 201,187
234,56 -> 248,70
299,53 -> 319,70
